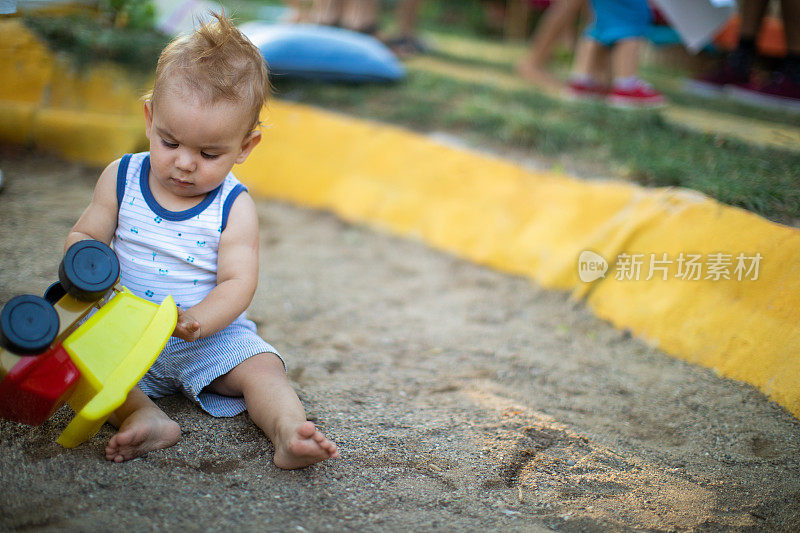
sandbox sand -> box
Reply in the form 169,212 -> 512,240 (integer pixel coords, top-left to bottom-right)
1,149 -> 798,531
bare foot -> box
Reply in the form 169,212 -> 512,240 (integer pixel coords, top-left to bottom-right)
273,421 -> 339,469
105,407 -> 180,462
515,60 -> 563,94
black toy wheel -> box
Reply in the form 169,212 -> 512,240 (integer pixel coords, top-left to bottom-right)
0,295 -> 60,355
43,281 -> 67,305
59,240 -> 120,301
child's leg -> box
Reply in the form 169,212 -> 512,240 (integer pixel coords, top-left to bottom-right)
610,37 -> 641,80
607,37 -> 664,106
586,0 -> 650,82
588,41 -> 611,85
207,353 -> 339,469
571,37 -> 603,80
105,386 -> 180,463
569,37 -> 611,85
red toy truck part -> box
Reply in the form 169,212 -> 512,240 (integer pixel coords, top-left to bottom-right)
0,344 -> 80,425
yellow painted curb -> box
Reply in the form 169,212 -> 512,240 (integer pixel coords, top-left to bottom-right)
660,106 -> 800,153
0,100 -> 37,144
0,18 -> 150,164
32,108 -> 146,166
0,19 -> 53,104
239,101 -> 800,418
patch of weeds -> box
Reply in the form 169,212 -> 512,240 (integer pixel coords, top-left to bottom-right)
24,2 -> 168,73
274,67 -> 800,223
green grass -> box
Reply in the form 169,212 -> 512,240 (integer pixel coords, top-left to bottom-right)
421,34 -> 800,130
641,68 -> 800,129
22,3 -> 800,224
273,68 -> 800,225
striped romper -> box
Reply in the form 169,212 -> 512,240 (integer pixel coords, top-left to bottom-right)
113,152 -> 283,417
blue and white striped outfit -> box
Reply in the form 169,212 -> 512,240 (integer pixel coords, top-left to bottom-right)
113,152 -> 283,417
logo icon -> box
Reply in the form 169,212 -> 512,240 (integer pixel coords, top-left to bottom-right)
578,250 -> 608,282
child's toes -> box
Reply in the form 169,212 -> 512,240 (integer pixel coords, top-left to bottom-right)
297,421 -> 317,439
105,440 -> 121,460
327,444 -> 340,458
321,440 -> 338,457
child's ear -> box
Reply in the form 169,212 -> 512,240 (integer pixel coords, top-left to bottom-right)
235,130 -> 261,164
144,100 -> 154,140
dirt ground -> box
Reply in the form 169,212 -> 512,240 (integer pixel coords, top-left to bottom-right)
1,148 -> 799,532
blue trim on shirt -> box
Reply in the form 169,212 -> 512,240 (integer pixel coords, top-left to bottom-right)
116,153 -> 132,207
139,155 -> 221,221
221,184 -> 247,232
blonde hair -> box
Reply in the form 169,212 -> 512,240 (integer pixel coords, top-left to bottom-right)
149,11 -> 270,134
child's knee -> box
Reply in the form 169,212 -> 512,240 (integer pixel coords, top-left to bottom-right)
233,352 -> 286,384
248,352 -> 286,374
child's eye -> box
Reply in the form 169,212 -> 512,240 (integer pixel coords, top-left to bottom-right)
201,152 -> 220,160
161,139 -> 178,149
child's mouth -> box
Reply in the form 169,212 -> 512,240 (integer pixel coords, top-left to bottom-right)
171,177 -> 193,187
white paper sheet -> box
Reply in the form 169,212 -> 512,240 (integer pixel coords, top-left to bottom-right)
651,0 -> 737,52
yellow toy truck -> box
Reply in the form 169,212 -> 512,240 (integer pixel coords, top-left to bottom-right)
0,240 -> 176,447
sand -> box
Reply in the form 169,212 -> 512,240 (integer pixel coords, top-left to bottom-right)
1,148 -> 798,531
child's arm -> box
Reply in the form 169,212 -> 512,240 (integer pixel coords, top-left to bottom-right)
65,160 -> 121,250
173,192 -> 260,341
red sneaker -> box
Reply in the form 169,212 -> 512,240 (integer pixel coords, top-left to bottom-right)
608,79 -> 665,109
565,78 -> 609,101
725,73 -> 800,111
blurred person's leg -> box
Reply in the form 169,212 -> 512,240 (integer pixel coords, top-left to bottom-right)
567,0 -> 661,106
396,0 -> 423,38
587,0 -> 663,107
517,0 -> 586,90
607,37 -> 663,107
728,0 -> 800,107
566,37 -> 610,99
340,0 -> 380,34
610,38 -> 640,79
385,0 -> 429,57
310,0 -> 343,26
780,0 -> 800,71
740,0 -> 771,37
571,37 -> 611,81
687,0 -> 769,95
732,0 -> 770,73
285,0 -> 315,23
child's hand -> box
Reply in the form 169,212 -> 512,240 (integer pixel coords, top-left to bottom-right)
173,309 -> 201,342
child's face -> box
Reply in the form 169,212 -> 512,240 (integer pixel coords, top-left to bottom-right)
144,87 -> 260,200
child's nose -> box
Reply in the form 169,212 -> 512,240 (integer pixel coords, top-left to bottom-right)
175,149 -> 196,172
